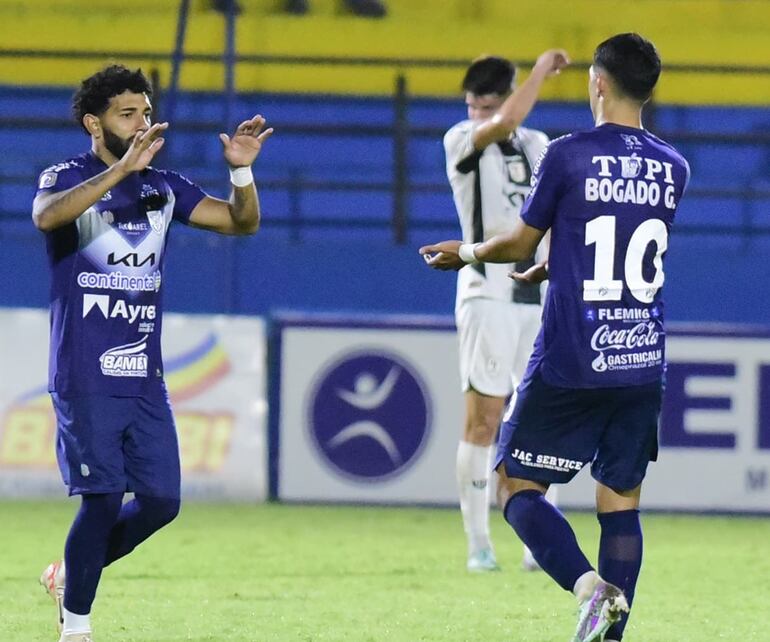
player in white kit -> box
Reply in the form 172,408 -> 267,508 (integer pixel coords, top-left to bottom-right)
444,50 -> 568,572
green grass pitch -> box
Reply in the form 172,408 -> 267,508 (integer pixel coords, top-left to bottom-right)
3,501 -> 769,641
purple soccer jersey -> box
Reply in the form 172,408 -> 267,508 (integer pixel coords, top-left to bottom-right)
520,123 -> 690,388
36,152 -> 206,395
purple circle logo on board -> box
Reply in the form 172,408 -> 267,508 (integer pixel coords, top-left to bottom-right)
308,351 -> 431,481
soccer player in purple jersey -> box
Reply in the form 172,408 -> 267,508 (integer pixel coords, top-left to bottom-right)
34,64 -> 272,642
421,33 -> 690,642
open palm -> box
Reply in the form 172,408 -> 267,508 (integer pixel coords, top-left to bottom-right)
119,122 -> 168,173
220,115 -> 274,167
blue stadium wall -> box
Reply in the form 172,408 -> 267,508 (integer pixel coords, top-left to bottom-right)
2,88 -> 769,324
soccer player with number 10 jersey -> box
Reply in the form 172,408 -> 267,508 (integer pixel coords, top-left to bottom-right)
421,33 -> 690,642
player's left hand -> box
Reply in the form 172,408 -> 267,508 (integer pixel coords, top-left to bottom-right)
220,115 -> 274,167
509,261 -> 548,284
419,240 -> 465,271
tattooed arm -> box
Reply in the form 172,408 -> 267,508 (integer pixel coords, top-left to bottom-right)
33,122 -> 167,232
32,164 -> 131,232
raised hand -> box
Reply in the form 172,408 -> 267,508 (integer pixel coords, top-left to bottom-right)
419,240 -> 465,271
533,49 -> 571,77
117,122 -> 168,173
220,115 -> 274,168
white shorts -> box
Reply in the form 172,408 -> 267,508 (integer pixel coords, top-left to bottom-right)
455,298 -> 542,398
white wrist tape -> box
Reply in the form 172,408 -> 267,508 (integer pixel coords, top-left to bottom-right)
458,243 -> 481,264
229,166 -> 254,187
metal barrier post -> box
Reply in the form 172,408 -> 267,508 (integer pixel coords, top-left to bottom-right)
288,168 -> 304,243
393,73 -> 409,245
220,2 -> 239,312
165,0 -> 190,129
223,1 -> 237,132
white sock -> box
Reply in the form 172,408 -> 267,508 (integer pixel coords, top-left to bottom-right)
545,483 -> 558,507
63,606 -> 91,634
456,440 -> 494,556
573,570 -> 600,603
523,484 -> 560,563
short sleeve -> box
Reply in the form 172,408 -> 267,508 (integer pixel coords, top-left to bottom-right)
444,121 -> 481,175
682,157 -> 691,194
35,161 -> 85,197
160,170 -> 206,224
520,138 -> 568,231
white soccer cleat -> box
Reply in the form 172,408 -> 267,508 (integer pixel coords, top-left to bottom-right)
40,559 -> 66,634
571,580 -> 629,642
58,633 -> 93,642
466,548 -> 501,572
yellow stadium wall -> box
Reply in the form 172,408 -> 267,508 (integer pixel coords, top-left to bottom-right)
2,0 -> 770,104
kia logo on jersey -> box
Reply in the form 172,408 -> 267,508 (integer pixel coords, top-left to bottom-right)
107,251 -> 156,267
307,351 -> 431,482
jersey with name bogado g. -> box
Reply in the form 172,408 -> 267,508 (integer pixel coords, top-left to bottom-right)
36,152 -> 206,396
520,123 -> 690,388
444,121 -> 549,310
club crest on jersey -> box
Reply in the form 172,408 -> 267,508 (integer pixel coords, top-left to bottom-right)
38,172 -> 58,189
620,153 -> 643,178
146,210 -> 164,235
506,156 -> 529,184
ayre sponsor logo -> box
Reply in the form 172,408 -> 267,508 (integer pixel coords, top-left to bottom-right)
83,294 -> 156,323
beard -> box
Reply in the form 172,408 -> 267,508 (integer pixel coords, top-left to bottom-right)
102,126 -> 133,160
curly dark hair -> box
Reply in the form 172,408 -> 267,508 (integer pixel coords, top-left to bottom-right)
72,64 -> 153,133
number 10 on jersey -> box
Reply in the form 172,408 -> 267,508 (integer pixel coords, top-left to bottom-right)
583,215 -> 668,304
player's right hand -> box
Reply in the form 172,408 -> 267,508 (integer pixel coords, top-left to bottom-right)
534,49 -> 570,77
419,240 -> 465,271
118,122 -> 169,173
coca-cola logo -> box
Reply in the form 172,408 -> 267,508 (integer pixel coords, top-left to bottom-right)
590,322 -> 660,353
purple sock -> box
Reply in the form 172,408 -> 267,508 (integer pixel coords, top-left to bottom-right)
104,495 -> 180,566
598,509 -> 643,641
63,493 -> 123,615
503,489 -> 593,591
